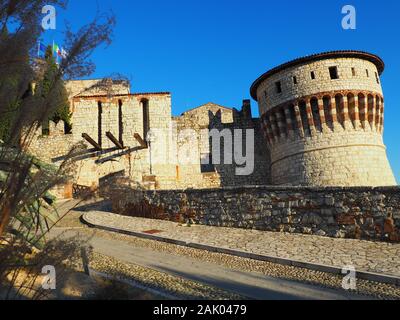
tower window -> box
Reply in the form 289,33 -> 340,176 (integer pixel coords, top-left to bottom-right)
275,81 -> 282,94
366,69 -> 369,77
329,66 -> 339,80
310,71 -> 316,80
351,67 -> 356,76
375,72 -> 380,84
293,76 -> 297,84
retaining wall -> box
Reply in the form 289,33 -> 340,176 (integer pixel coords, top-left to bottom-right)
109,185 -> 400,243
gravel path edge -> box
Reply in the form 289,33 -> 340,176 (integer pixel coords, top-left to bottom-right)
82,213 -> 400,287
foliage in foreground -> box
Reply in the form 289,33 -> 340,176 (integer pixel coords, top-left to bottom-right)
0,0 -> 115,299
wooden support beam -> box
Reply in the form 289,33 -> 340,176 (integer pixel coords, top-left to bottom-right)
134,133 -> 148,148
106,131 -> 124,149
82,133 -> 102,151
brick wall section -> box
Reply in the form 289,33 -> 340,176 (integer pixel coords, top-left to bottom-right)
109,185 -> 400,243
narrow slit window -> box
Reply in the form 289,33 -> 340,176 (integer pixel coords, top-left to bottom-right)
142,99 -> 150,141
118,100 -> 123,145
293,76 -> 297,84
351,67 -> 356,76
98,101 -> 102,146
375,72 -> 380,84
275,81 -> 282,94
329,66 -> 339,80
311,71 -> 315,80
366,69 -> 369,77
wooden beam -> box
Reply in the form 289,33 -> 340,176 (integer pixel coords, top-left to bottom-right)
134,133 -> 148,148
106,131 -> 124,149
82,133 -> 102,151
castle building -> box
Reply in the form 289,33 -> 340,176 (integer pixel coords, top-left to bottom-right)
29,79 -> 268,196
29,50 -> 397,197
250,50 -> 397,186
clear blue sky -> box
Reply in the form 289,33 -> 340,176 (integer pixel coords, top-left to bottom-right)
44,0 -> 399,182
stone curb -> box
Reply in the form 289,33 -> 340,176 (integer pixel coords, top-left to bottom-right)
82,213 -> 400,287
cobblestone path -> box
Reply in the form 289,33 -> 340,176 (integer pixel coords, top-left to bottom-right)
83,211 -> 400,277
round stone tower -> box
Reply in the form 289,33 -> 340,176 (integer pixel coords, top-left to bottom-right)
250,50 -> 397,186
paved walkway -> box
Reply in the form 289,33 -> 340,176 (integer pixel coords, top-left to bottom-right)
50,229 -> 370,300
83,211 -> 400,279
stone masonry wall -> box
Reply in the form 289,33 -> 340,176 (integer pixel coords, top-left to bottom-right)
174,102 -> 270,187
110,185 -> 400,243
253,55 -> 396,187
256,58 -> 382,114
29,91 -> 271,193
270,130 -> 395,186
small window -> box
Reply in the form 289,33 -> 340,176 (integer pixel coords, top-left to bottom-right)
293,76 -> 297,85
275,81 -> 282,94
264,90 -> 268,98
366,69 -> 369,77
375,72 -> 380,84
351,68 -> 356,76
329,66 -> 339,80
310,71 -> 315,80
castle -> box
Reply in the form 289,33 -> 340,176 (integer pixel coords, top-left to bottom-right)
29,50 -> 397,198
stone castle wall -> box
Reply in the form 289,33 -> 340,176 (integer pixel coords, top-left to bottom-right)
252,54 -> 396,186
29,53 -> 398,198
174,102 -> 270,188
29,82 -> 270,193
255,58 -> 383,114
109,184 -> 400,243
270,130 -> 394,186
